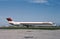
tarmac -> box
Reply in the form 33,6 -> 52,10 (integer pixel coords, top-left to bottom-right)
0,29 -> 60,39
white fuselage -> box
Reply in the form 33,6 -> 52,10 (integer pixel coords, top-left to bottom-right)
8,21 -> 55,26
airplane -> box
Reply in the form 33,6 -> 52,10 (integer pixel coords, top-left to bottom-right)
6,18 -> 55,28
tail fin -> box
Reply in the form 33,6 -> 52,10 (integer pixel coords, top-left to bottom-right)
6,18 -> 13,21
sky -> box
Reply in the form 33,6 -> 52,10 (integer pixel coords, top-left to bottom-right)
0,0 -> 60,26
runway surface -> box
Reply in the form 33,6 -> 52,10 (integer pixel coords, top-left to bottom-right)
0,29 -> 60,39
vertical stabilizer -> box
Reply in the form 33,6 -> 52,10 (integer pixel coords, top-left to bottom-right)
6,18 -> 13,21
